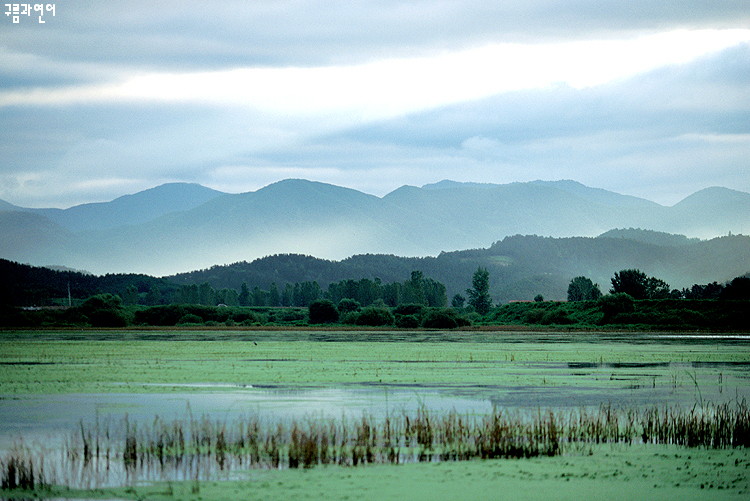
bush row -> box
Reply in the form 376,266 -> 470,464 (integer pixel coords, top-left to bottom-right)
491,296 -> 750,329
3,293 -> 748,330
308,300 -> 472,329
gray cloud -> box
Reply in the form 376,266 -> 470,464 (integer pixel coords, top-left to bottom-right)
256,44 -> 750,203
2,43 -> 748,207
1,1 -> 749,208
3,0 -> 749,73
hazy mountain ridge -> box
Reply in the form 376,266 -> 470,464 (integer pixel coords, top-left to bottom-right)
169,232 -> 750,303
8,183 -> 226,232
1,179 -> 748,275
3,230 -> 748,305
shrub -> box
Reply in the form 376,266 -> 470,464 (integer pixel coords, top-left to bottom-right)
177,313 -> 203,325
79,294 -> 123,312
540,307 -> 572,325
134,305 -> 187,326
394,304 -> 425,317
522,308 -> 545,324
86,309 -> 130,327
355,307 -> 394,326
231,310 -> 265,324
76,294 -> 130,327
598,293 -> 635,323
395,314 -> 420,328
339,311 -> 361,325
183,305 -> 230,323
421,308 -> 470,329
308,300 -> 339,324
268,309 -> 306,323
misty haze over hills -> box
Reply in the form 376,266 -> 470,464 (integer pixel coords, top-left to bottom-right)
1,179 -> 748,276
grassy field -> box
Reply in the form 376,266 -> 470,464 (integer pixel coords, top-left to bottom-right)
1,329 -> 749,499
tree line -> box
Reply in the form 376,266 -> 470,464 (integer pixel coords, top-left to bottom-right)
167,270 -> 448,308
565,269 -> 750,302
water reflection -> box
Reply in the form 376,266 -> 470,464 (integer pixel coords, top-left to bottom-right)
2,357 -> 748,452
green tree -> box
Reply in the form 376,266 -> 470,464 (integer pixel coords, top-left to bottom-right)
282,283 -> 294,306
403,271 -> 427,305
337,298 -> 361,313
268,283 -> 281,306
122,285 -> 139,306
198,282 -> 214,305
467,267 -> 492,315
145,285 -> 162,306
238,282 -> 250,306
451,294 -> 466,309
221,288 -> 240,306
683,282 -> 723,299
646,276 -> 671,299
423,278 -> 448,307
721,276 -> 750,300
178,284 -> 199,304
252,286 -> 266,306
610,269 -> 669,300
567,276 -> 603,301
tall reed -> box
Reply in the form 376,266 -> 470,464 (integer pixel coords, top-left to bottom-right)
2,400 -> 749,491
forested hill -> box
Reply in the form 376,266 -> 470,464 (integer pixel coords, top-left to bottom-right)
3,231 -> 748,306
169,232 -> 750,303
0,260 -> 177,307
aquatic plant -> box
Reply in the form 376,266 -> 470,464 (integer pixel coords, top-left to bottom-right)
0,445 -> 48,491
2,401 -> 749,492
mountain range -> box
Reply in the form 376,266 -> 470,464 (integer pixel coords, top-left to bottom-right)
1,179 -> 748,276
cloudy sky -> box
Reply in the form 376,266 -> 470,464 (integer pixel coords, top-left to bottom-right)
1,0 -> 749,208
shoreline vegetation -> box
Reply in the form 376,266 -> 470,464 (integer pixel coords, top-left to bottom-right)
3,255 -> 750,333
3,298 -> 750,332
3,401 -> 749,492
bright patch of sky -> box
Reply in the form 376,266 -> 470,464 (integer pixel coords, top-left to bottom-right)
3,30 -> 747,117
1,1 -> 749,207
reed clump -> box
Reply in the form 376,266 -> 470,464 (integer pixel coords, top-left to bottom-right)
2,401 -> 749,491
640,401 -> 750,448
0,445 -> 48,491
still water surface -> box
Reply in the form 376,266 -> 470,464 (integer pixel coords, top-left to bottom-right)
2,359 -> 748,451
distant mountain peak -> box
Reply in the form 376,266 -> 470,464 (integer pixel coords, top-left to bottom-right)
674,186 -> 750,207
111,182 -> 224,201
421,180 -> 498,190
257,178 -> 381,201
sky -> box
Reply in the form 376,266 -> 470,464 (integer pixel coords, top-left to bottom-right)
1,0 -> 749,208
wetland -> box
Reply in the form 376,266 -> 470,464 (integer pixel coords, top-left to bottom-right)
1,329 -> 749,499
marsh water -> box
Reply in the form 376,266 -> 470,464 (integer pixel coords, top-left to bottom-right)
2,331 -> 750,492
2,359 -> 749,451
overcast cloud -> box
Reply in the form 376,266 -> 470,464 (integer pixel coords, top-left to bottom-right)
1,0 -> 749,207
